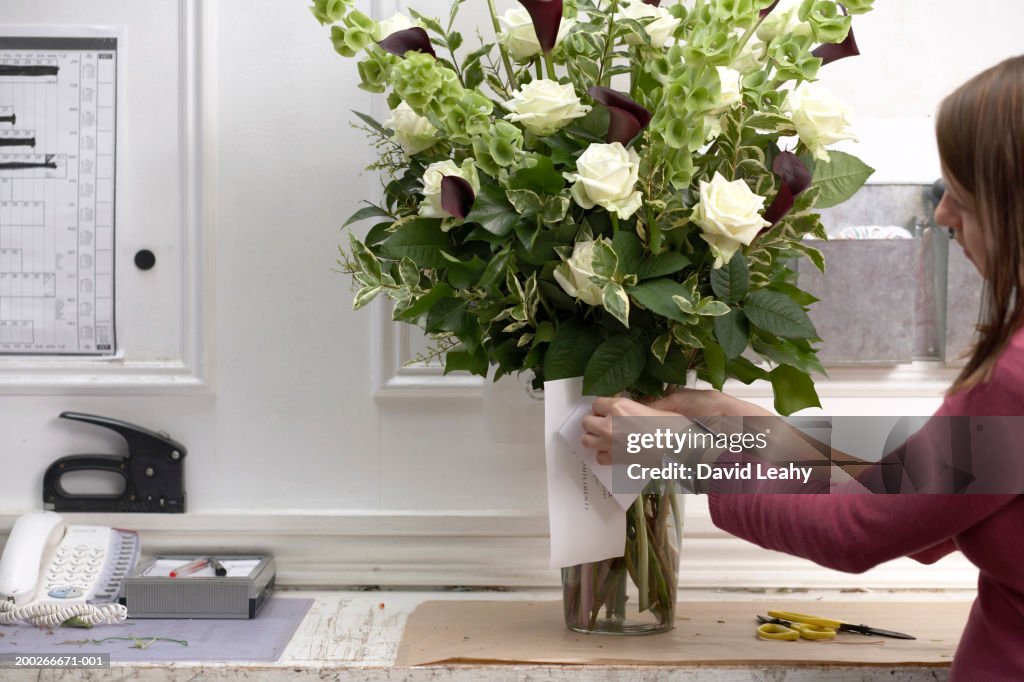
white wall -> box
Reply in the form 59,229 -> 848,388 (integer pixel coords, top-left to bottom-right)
0,0 -> 1020,588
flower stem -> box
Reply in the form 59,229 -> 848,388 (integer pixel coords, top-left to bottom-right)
633,495 -> 650,612
610,213 -> 621,233
485,0 -> 518,91
544,52 -> 558,81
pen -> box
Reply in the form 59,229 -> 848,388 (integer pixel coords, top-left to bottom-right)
209,556 -> 227,577
169,557 -> 209,578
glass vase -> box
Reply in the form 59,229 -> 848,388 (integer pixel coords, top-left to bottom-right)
561,490 -> 683,634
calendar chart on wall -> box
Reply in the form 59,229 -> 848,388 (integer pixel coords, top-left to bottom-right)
0,35 -> 117,355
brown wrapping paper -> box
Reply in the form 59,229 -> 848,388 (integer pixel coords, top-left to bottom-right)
396,600 -> 969,667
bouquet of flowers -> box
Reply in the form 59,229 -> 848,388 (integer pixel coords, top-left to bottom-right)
313,0 -> 874,631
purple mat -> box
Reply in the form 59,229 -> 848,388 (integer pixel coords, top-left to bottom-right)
0,597 -> 313,662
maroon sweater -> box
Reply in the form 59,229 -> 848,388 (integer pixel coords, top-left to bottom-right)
709,330 -> 1024,681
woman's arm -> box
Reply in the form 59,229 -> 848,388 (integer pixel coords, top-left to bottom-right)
709,488 -> 1011,573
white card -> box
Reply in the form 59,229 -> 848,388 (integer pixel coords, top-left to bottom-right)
544,378 -> 627,569
557,400 -> 639,511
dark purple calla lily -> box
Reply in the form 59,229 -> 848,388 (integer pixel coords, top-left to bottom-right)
588,86 -> 652,146
773,151 -> 811,196
642,0 -> 662,5
377,27 -> 436,59
764,182 -> 794,226
759,0 -> 781,18
441,176 -> 476,220
812,25 -> 860,66
517,0 -> 564,54
764,152 -> 811,225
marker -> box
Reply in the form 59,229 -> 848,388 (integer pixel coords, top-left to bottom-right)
169,557 -> 209,578
209,556 -> 227,577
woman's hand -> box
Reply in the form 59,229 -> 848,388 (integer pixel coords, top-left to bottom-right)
581,388 -> 774,465
581,397 -> 677,465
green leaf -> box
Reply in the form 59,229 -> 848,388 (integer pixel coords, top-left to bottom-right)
349,234 -> 381,284
602,282 -> 631,328
753,336 -> 825,376
727,356 -> 769,384
710,252 -> 750,303
611,231 -> 644,277
638,252 -> 691,280
810,151 -> 875,209
744,112 -> 795,133
788,240 -> 825,273
583,333 -> 647,396
743,289 -> 817,339
344,204 -> 391,228
628,279 -> 691,323
543,320 -> 603,381
393,283 -> 455,322
442,254 -> 488,289
671,324 -> 704,349
379,219 -> 450,270
646,348 -> 691,385
365,221 -> 394,247
353,285 -> 380,310
651,333 -> 672,364
703,342 -> 726,391
425,298 -> 470,335
508,157 -> 565,195
769,365 -> 821,415
478,247 -> 510,291
462,43 -> 492,90
407,9 -> 444,36
714,309 -> 748,359
591,239 -> 618,279
445,346 -> 489,377
534,321 -> 556,343
398,257 -> 420,288
767,281 -> 819,306
351,110 -> 388,136
694,298 -> 731,317
465,184 -> 521,237
507,189 -> 544,219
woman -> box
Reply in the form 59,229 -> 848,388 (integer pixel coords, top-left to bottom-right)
583,55 -> 1024,680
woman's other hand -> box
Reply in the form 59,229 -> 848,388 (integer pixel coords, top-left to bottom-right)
581,397 -> 677,465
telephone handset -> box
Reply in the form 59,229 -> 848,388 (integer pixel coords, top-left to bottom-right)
0,512 -> 139,626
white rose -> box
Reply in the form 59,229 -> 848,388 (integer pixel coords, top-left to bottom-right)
554,239 -> 607,306
703,66 -> 743,140
714,66 -> 743,111
383,101 -> 438,156
419,159 -> 480,220
373,13 -> 417,41
565,142 -> 643,220
617,1 -> 681,48
503,79 -> 591,137
785,82 -> 857,161
694,172 -> 771,268
498,8 -> 576,61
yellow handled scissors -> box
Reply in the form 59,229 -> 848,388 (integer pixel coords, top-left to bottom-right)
756,615 -> 836,641
760,610 -> 916,640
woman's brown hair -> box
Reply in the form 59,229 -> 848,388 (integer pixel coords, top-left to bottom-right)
936,55 -> 1024,392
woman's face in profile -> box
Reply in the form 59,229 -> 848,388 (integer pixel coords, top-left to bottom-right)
934,171 -> 986,275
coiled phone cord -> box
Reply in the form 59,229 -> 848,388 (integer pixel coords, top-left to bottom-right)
0,599 -> 127,627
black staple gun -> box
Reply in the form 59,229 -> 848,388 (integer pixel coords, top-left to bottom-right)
43,412 -> 187,513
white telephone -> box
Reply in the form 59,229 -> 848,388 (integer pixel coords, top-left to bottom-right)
0,512 -> 139,626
